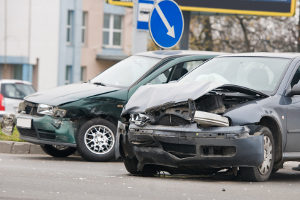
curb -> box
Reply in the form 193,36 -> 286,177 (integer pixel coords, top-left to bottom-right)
0,140 -> 45,154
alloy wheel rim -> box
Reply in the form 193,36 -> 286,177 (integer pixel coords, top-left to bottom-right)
258,135 -> 273,175
84,125 -> 115,155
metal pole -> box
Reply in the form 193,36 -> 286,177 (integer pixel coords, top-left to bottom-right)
28,0 -> 31,64
4,0 -> 7,66
179,11 -> 190,50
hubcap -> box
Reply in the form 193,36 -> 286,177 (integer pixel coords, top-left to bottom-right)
258,135 -> 272,175
84,125 -> 115,155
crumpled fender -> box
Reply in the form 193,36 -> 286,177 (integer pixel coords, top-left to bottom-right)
224,100 -> 284,132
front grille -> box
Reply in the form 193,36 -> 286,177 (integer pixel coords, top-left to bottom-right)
18,128 -> 37,138
200,146 -> 236,157
157,115 -> 190,126
18,127 -> 56,140
160,142 -> 196,158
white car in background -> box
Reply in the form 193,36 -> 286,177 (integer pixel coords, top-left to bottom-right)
0,79 -> 36,117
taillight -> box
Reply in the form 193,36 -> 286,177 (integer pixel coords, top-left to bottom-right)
0,94 -> 5,111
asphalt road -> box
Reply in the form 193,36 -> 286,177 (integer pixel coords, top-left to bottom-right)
1,154 -> 300,200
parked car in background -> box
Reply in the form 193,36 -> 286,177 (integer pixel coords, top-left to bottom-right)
2,50 -> 225,161
0,79 -> 36,117
117,53 -> 300,182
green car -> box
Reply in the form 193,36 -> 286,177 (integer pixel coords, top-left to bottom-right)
9,50 -> 223,161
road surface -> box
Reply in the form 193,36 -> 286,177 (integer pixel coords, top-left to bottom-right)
0,154 -> 300,200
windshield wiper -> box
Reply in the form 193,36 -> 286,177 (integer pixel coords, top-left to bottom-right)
93,82 -> 106,86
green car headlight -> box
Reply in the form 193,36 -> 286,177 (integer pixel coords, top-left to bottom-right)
37,104 -> 54,115
37,104 -> 67,117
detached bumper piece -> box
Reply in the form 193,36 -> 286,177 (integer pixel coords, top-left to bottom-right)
119,122 -> 264,170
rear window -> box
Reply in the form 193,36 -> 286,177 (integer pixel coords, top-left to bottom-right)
1,83 -> 36,99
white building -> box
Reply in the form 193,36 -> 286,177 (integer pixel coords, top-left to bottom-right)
0,0 -> 134,91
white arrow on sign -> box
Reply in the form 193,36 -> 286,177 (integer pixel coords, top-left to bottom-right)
154,3 -> 175,38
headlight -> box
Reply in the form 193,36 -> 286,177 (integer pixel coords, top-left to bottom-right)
53,107 -> 67,118
37,104 -> 67,117
130,113 -> 150,126
37,104 -> 54,115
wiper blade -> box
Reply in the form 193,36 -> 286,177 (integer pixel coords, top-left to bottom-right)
93,82 -> 106,86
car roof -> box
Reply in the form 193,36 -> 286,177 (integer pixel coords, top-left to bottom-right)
136,50 -> 228,59
218,52 -> 300,59
0,79 -> 32,85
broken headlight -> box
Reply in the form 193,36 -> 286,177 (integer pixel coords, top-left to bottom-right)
37,104 -> 67,117
18,101 -> 26,113
130,113 -> 150,127
53,108 -> 67,118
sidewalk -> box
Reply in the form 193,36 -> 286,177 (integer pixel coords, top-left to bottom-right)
0,140 -> 45,154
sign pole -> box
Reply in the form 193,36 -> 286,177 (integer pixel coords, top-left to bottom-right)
179,11 -> 190,50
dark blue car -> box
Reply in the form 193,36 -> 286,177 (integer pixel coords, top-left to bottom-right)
117,53 -> 300,181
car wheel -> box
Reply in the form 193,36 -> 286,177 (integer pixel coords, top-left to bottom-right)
76,118 -> 116,162
239,126 -> 274,182
41,145 -> 76,157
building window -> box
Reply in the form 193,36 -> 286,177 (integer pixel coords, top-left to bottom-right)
14,65 -> 23,80
66,10 -> 74,44
103,14 -> 122,48
80,66 -> 87,82
82,11 -> 88,45
0,64 -> 3,79
65,65 -> 73,84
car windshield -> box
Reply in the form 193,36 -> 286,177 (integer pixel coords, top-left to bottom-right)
180,57 -> 290,95
91,55 -> 160,87
1,83 -> 36,99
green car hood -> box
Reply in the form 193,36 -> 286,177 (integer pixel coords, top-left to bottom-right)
25,83 -> 120,106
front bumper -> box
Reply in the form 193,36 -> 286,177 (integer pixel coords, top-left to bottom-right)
15,114 -> 77,147
117,122 -> 264,171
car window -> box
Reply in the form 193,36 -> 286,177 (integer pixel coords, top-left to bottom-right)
1,83 -> 36,99
169,60 -> 205,82
291,66 -> 300,88
91,55 -> 160,87
149,60 -> 205,85
149,67 -> 173,84
181,57 -> 290,95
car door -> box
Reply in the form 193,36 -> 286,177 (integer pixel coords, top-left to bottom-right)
285,65 -> 300,152
128,55 -> 212,98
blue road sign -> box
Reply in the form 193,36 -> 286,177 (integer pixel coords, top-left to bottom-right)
149,0 -> 184,49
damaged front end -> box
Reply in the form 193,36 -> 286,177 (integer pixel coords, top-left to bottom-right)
117,81 -> 267,173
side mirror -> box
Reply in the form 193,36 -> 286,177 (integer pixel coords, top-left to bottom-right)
287,82 -> 300,97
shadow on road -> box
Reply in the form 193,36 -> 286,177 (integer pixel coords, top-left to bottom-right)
128,169 -> 300,183
270,171 -> 300,182
14,154 -> 123,163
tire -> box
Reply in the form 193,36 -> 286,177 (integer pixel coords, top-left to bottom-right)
124,157 -> 157,176
76,118 -> 116,162
41,145 -> 76,157
239,126 -> 275,182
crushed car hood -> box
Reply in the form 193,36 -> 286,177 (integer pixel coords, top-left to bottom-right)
25,83 -> 120,106
122,80 -> 268,115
